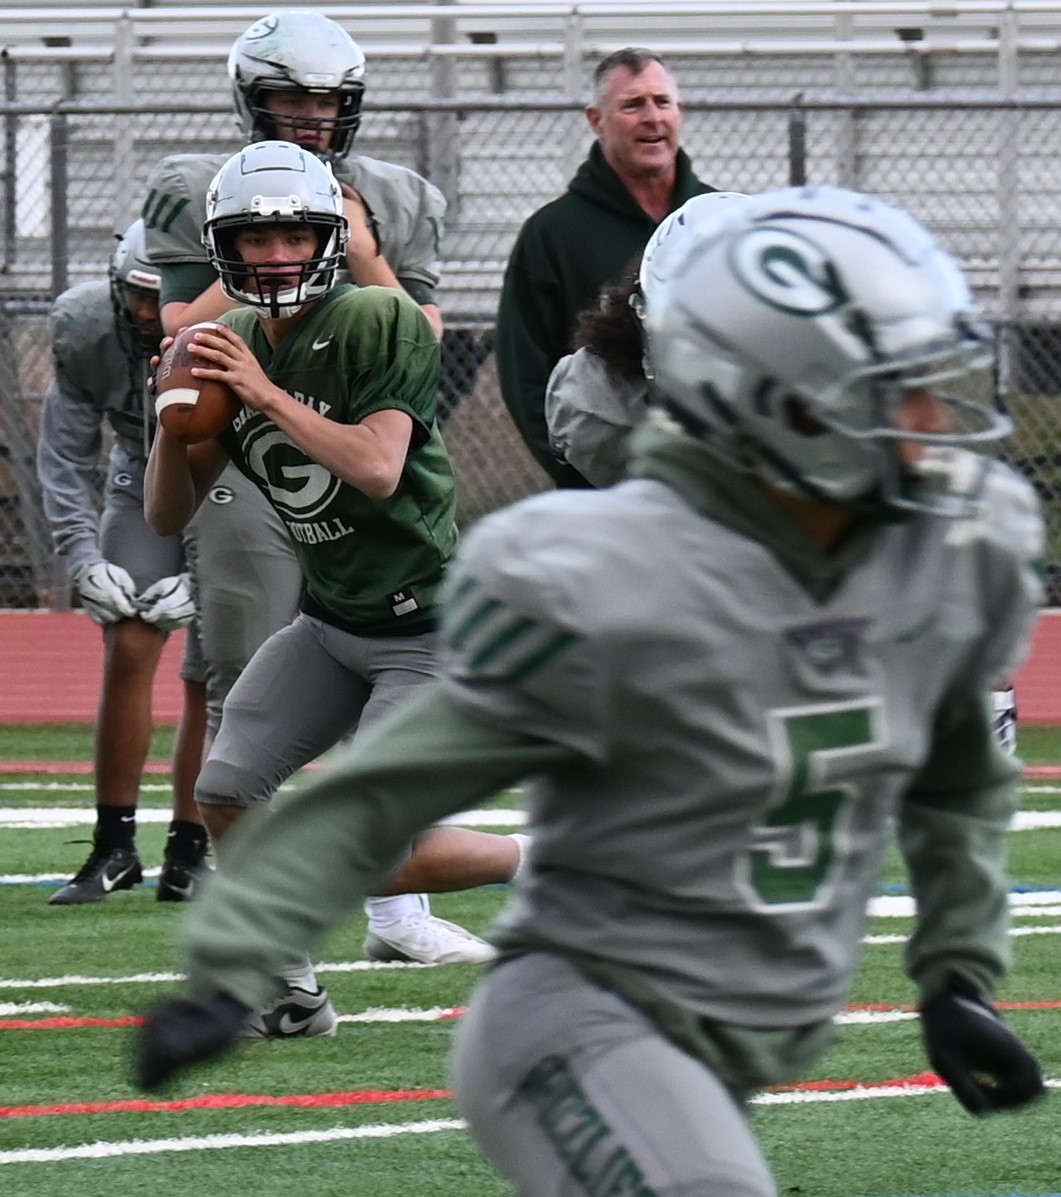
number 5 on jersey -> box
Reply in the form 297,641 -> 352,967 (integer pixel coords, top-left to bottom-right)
738,700 -> 883,910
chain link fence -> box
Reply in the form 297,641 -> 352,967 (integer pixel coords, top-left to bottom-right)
5,87 -> 1061,604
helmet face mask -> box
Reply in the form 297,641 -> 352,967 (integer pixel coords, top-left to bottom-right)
228,11 -> 367,162
203,140 -> 349,320
644,185 -> 1010,519
108,218 -> 162,358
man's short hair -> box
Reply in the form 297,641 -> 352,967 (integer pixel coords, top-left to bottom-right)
592,47 -> 669,104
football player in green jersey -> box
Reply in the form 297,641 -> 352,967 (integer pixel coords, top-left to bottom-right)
38,220 -> 210,906
137,185 -> 1045,1195
144,141 -> 524,1039
140,10 -> 504,967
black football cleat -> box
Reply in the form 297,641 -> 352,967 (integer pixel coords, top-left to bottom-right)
134,991 -> 250,1091
49,844 -> 143,905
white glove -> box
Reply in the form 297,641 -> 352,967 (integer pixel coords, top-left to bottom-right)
137,572 -> 196,632
75,562 -> 139,625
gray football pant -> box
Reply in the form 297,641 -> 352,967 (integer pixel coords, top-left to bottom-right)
183,464 -> 303,735
452,954 -> 777,1197
101,446 -> 205,684
195,612 -> 437,809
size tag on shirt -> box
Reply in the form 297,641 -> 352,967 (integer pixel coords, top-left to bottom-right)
390,589 -> 421,617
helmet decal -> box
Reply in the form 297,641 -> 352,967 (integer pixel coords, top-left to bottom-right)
729,227 -> 848,317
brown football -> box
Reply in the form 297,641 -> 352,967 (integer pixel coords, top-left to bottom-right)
154,321 -> 242,444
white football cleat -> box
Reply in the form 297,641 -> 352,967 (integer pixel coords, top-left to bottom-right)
364,914 -> 496,965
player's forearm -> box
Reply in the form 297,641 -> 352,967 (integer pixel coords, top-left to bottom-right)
144,430 -> 214,534
254,391 -> 407,499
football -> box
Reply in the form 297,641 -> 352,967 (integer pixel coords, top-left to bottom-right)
154,321 -> 242,444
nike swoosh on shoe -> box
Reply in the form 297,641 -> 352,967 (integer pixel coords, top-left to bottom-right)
101,865 -> 137,893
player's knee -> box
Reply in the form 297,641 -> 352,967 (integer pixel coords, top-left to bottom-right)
194,757 -> 269,811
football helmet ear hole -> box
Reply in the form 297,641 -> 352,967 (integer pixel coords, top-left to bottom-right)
783,395 -> 829,438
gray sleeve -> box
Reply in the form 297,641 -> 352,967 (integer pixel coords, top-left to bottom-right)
545,350 -> 648,488
142,155 -> 212,265
180,683 -> 575,1008
899,694 -> 1019,1001
35,376 -> 106,575
349,158 -> 446,298
394,174 -> 445,295
438,506 -> 609,761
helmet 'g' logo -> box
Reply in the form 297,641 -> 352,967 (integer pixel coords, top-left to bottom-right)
730,227 -> 848,316
243,15 -> 278,42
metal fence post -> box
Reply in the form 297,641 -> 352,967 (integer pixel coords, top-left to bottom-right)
2,53 -> 15,270
48,110 -> 69,299
788,95 -> 806,185
428,0 -> 461,221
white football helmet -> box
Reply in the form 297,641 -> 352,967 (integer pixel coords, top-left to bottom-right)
643,185 -> 1009,517
108,218 -> 162,357
228,11 -> 366,162
203,140 -> 349,320
639,191 -> 752,301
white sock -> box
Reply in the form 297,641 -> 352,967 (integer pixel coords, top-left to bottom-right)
279,958 -> 319,990
364,893 -> 429,928
509,833 -> 531,884
992,687 -> 1018,754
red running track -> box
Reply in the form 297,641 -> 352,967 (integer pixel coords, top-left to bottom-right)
0,607 -> 1058,725
0,611 -> 188,723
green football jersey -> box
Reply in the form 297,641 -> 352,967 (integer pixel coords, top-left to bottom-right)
217,285 -> 457,631
141,151 -> 445,305
438,428 -> 1043,1028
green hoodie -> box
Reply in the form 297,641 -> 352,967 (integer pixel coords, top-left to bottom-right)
495,141 -> 712,484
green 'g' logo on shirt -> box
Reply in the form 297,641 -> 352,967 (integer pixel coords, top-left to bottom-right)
729,226 -> 849,316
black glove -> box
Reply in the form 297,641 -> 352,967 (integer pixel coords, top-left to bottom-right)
134,990 -> 250,1091
920,975 -> 1045,1115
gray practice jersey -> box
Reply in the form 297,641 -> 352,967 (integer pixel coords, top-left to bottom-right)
440,440 -> 1043,1030
545,347 -> 649,487
37,281 -> 154,574
141,150 -> 444,302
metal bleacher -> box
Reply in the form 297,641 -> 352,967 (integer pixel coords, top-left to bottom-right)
7,1 -> 1061,323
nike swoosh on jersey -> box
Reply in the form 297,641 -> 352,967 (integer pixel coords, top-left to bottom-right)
312,337 -> 333,351
101,864 -> 137,893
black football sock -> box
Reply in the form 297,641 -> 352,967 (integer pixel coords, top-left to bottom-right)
95,804 -> 137,852
165,820 -> 209,862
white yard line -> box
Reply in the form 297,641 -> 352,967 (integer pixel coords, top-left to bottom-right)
0,806 -> 527,828
2,803 -> 1059,829
0,1002 -> 69,1016
0,1118 -> 466,1165
2,1086 -> 1060,1167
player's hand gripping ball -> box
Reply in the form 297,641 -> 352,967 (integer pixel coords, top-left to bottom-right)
154,322 -> 241,444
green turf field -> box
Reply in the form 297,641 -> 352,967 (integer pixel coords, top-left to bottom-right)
1,725 -> 1059,1197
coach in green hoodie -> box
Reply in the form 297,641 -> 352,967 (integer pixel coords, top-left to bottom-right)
495,47 -> 714,486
